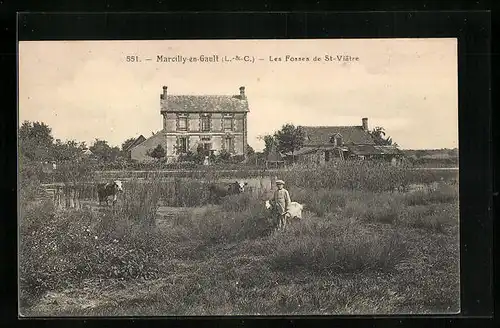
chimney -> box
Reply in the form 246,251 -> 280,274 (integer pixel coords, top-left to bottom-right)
239,86 -> 246,99
161,86 -> 168,99
362,117 -> 368,131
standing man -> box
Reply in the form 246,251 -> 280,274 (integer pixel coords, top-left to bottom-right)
271,179 -> 291,231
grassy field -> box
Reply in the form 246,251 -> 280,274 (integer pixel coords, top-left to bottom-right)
19,162 -> 460,316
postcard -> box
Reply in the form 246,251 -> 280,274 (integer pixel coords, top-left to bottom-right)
18,38 -> 459,316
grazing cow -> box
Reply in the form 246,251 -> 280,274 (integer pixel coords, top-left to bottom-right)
208,180 -> 248,204
97,180 -> 123,206
265,200 -> 305,230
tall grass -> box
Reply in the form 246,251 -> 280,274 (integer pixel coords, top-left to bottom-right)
102,162 -> 457,210
266,221 -> 408,274
19,161 -> 460,315
19,178 -> 168,307
94,161 -> 458,186
278,161 -> 453,192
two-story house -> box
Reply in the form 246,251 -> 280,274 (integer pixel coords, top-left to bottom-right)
130,86 -> 250,163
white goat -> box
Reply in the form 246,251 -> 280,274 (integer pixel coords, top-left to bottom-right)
265,200 -> 305,230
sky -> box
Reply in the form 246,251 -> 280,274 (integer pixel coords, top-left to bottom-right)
18,39 -> 458,151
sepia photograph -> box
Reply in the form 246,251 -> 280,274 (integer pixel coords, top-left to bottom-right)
18,39 -> 459,316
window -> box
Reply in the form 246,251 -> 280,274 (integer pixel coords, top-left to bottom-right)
201,115 -> 211,131
178,137 -> 188,153
224,137 -> 233,152
223,116 -> 233,131
203,143 -> 212,152
178,116 -> 188,131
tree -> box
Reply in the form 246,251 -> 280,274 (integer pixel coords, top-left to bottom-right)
121,137 -> 137,152
52,139 -> 87,161
370,127 -> 398,147
121,137 -> 137,159
89,139 -> 121,162
18,121 -> 54,161
148,144 -> 166,161
258,134 -> 277,156
274,124 -> 306,160
246,144 -> 255,157
19,121 -> 53,146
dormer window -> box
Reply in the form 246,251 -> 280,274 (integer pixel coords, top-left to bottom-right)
330,134 -> 343,147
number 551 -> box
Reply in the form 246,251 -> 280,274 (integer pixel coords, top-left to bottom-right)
126,56 -> 139,62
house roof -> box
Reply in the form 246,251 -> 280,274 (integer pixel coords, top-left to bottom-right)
161,95 -> 249,113
300,126 -> 375,146
125,135 -> 147,152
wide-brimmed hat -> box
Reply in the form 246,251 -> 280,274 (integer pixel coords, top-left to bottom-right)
275,180 -> 285,185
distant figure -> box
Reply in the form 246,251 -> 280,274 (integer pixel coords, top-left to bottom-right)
52,162 -> 57,170
203,156 -> 209,166
270,179 -> 291,231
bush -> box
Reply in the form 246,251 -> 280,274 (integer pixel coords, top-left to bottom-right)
279,161 -> 403,192
278,161 -> 457,193
398,203 -> 458,234
173,194 -> 274,244
343,194 -> 402,225
19,179 -> 170,307
266,218 -> 408,274
19,207 -> 168,305
287,187 -> 347,217
117,178 -> 163,227
403,184 -> 458,206
52,159 -> 95,184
